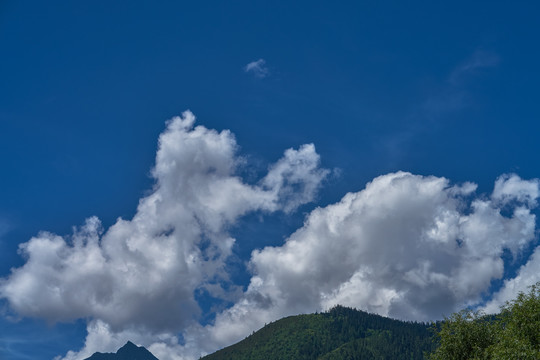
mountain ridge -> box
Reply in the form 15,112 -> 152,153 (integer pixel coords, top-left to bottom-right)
84,306 -> 435,360
200,305 -> 435,359
84,340 -> 159,360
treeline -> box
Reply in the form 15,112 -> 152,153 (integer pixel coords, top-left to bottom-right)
201,305 -> 434,360
201,282 -> 540,359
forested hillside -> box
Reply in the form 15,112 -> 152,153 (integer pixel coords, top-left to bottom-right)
83,283 -> 540,360
201,306 -> 434,360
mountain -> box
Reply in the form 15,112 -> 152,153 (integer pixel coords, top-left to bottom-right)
201,306 -> 435,360
82,306 -> 435,360
84,341 -> 159,360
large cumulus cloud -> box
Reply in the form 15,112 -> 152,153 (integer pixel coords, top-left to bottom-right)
0,112 -> 329,359
1,113 -> 540,360
188,172 -> 540,357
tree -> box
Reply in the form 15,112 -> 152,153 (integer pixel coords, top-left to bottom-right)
489,282 -> 540,359
429,309 -> 495,360
430,282 -> 540,360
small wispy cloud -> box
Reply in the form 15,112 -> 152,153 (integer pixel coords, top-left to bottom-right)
424,50 -> 500,115
449,50 -> 500,84
244,59 -> 269,78
381,49 -> 500,162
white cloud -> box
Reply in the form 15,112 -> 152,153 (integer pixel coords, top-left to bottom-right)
262,144 -> 330,213
492,173 -> 539,207
482,246 -> 540,314
0,111 -> 328,360
2,112 -> 540,360
181,172 -> 539,358
244,59 -> 269,78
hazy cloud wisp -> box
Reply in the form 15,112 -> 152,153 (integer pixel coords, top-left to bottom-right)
244,59 -> 269,78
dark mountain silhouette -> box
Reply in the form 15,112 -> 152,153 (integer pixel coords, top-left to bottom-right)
84,341 -> 159,360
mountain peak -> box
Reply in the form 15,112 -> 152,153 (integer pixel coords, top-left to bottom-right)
84,341 -> 159,360
121,341 -> 137,349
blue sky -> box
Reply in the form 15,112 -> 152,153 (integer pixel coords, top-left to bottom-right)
1,1 -> 540,359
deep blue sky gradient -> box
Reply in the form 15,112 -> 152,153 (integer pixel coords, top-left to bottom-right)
1,1 -> 540,358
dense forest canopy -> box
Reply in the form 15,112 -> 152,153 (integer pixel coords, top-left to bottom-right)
202,283 -> 540,360
201,305 -> 434,360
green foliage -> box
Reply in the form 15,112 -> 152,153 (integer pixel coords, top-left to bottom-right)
428,310 -> 496,360
490,282 -> 540,359
201,305 -> 434,360
430,282 -> 540,360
